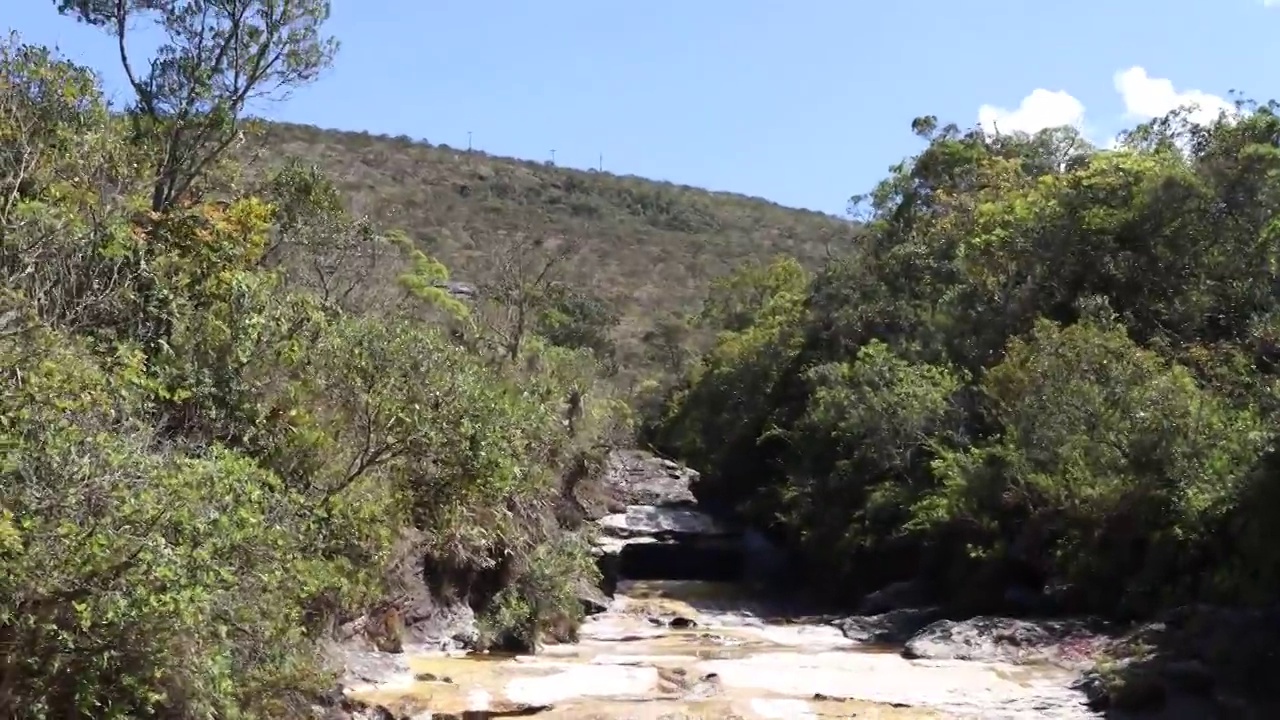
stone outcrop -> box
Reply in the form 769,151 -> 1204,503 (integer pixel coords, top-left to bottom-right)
590,450 -> 745,599
833,607 -> 943,646
599,449 -> 700,509
901,616 -> 1111,668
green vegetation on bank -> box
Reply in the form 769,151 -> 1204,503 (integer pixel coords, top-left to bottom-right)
0,3 -> 627,718
651,108 -> 1280,620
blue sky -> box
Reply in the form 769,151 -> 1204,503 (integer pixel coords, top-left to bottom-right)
9,1 -> 1280,215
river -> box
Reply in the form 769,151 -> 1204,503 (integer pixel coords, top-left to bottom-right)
339,450 -> 1109,719
345,577 -> 1099,719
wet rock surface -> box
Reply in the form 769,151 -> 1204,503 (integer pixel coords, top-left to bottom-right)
834,607 -> 944,645
339,580 -> 1100,719
332,452 -> 1114,718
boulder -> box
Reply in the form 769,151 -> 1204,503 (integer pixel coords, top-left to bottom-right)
600,450 -> 699,509
833,607 -> 943,645
902,615 -> 1110,668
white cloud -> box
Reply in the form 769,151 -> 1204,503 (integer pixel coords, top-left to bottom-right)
978,88 -> 1087,135
974,68 -> 1234,147
1113,66 -> 1234,124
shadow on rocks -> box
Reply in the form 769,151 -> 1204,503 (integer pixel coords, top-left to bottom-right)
1076,604 -> 1280,719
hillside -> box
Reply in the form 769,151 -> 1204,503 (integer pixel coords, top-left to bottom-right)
251,121 -> 857,373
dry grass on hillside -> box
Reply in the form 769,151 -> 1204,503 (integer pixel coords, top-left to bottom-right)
248,121 -> 857,374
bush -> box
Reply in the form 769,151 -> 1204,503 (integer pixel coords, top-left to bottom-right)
656,106 -> 1280,617
1,30 -> 622,719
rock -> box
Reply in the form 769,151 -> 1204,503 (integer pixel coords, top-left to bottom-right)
1110,670 -> 1168,712
858,580 -> 926,615
579,590 -> 609,616
488,629 -> 537,654
1087,604 -> 1280,713
369,538 -> 481,651
902,616 -> 1109,667
598,505 -> 730,539
316,685 -> 346,707
601,450 -> 699,509
1074,664 -> 1167,713
1072,669 -> 1112,710
449,623 -> 481,650
590,452 -> 745,591
834,607 -> 943,645
594,502 -> 742,586
685,672 -> 722,700
577,576 -> 610,616
338,650 -> 412,689
594,545 -> 621,596
431,279 -> 477,300
463,704 -> 553,718
321,698 -> 397,720
668,616 -> 698,629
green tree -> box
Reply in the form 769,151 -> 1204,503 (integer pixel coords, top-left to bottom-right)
53,0 -> 337,212
656,105 -> 1280,620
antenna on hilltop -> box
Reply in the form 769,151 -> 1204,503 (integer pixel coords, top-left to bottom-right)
467,131 -> 472,151
598,153 -> 603,172
550,149 -> 556,164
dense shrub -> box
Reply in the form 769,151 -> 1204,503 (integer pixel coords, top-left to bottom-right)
1,18 -> 618,719
656,106 -> 1280,613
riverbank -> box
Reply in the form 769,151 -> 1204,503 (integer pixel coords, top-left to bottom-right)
316,451 -> 1118,719
339,579 -> 1097,719
307,450 -> 1280,719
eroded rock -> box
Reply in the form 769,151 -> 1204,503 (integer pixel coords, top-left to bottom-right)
591,453 -> 746,593
903,616 -> 1111,668
601,450 -> 700,509
834,607 -> 943,645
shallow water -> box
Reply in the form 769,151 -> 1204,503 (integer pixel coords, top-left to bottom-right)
348,579 -> 1099,719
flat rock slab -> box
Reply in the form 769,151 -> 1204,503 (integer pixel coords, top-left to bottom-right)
598,505 -> 731,539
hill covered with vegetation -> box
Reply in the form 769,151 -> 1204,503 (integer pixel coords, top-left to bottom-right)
250,121 -> 856,378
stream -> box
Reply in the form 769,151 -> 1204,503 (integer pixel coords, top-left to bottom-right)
341,453 -> 1103,719
345,577 -> 1099,719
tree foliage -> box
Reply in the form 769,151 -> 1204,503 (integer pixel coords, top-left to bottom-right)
656,103 -> 1280,615
1,25 -> 619,719
53,0 -> 337,211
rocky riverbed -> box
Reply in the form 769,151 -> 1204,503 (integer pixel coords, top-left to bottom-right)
339,576 -> 1101,719
316,451 -> 1274,719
